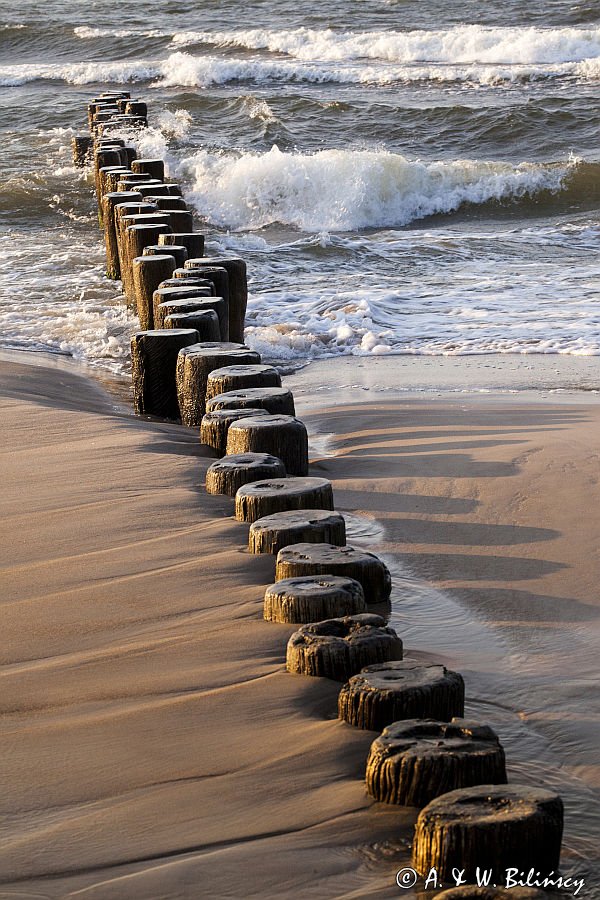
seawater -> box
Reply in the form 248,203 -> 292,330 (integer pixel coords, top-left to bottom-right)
0,1 -> 599,374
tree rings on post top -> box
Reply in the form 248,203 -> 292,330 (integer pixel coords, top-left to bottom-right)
206,387 -> 295,417
249,509 -> 346,555
412,784 -> 564,881
365,718 -> 507,807
263,575 -> 367,624
275,543 -> 392,605
164,310 -> 221,342
175,344 -> 260,426
286,614 -> 403,682
200,408 -> 271,455
226,415 -> 308,477
337,660 -> 465,731
206,364 -> 281,400
205,453 -> 286,497
234,476 -> 334,524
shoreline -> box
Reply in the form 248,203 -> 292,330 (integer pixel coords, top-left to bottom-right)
1,352 -> 599,896
3,346 -> 600,411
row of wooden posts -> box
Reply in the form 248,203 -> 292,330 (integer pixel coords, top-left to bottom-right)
73,91 -> 564,886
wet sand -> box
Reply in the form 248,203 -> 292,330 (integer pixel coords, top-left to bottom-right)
1,353 -> 599,898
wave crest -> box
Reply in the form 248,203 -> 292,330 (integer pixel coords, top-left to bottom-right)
181,147 -> 569,231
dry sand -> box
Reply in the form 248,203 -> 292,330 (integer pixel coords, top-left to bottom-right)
1,353 -> 599,898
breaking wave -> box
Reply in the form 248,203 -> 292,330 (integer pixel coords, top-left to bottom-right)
180,146 -> 571,231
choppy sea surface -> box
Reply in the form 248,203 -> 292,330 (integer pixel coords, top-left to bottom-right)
1,0 -> 600,373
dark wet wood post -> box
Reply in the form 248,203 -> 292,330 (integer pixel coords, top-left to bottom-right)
175,266 -> 230,335
412,784 -> 563,880
132,254 -> 177,330
114,202 -> 159,287
234,476 -> 333,523
337,660 -> 465,730
249,509 -> 346,555
226,415 -> 309,476
146,196 -> 188,211
185,257 -> 247,342
164,310 -> 221,342
164,209 -> 194,232
143,243 -> 188,270
205,452 -> 286,496
138,184 -> 172,198
366,719 -> 507,807
205,386 -> 296,416
123,219 -> 172,304
286,614 -> 403,682
94,148 -> 126,206
132,158 -> 165,181
275,542 -> 392,605
131,329 -> 200,420
155,295 -> 226,335
175,344 -> 260,426
101,190 -> 143,279
125,100 -> 148,123
72,135 -> 93,167
263,575 -> 366,624
159,232 -> 204,258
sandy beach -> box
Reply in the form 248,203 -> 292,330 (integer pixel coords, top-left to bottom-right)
1,352 -> 598,898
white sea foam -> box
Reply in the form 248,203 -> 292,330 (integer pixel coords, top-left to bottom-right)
2,42 -> 599,88
180,146 -> 568,231
171,24 -> 600,66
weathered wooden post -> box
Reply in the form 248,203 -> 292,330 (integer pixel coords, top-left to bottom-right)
185,257 -> 246,342
123,219 -> 172,303
124,100 -> 148,122
200,408 -> 271,454
338,660 -> 465,730
205,453 -> 286,496
206,364 -> 281,401
275,543 -> 392,604
132,254 -> 177,330
412,785 -> 563,881
174,265 -> 229,314
226,415 -> 309,476
131,329 -> 199,420
143,243 -> 188,270
206,387 -> 296,416
131,158 -> 165,180
146,196 -> 188,211
154,295 -> 226,337
249,509 -> 346,555
72,135 -> 93,167
101,190 -> 143,279
263,575 -> 367,624
234,476 -> 333,523
114,202 -> 159,286
159,232 -> 204,258
365,719 -> 507,807
164,310 -> 221,342
286,614 -> 403,681
164,209 -> 194,232
175,343 -> 260,426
